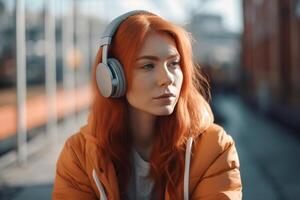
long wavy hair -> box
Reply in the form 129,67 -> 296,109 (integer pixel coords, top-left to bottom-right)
90,12 -> 211,199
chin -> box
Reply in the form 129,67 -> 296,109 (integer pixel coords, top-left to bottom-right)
152,106 -> 175,116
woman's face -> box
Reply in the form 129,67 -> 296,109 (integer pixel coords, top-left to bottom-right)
126,31 -> 183,116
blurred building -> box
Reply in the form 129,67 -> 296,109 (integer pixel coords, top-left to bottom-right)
242,0 -> 300,129
187,13 -> 241,92
188,13 -> 241,67
0,1 -> 16,87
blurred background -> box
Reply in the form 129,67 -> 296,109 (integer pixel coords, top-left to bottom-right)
0,0 -> 299,199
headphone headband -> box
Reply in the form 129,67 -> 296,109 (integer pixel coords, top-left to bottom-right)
99,10 -> 151,47
99,10 -> 151,65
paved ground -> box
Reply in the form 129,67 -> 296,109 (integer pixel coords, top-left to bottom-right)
212,94 -> 300,200
0,111 -> 89,200
0,93 -> 299,199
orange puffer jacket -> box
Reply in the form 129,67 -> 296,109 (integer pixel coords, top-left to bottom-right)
52,103 -> 242,199
52,125 -> 242,199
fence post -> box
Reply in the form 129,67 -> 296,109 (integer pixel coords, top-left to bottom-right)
62,0 -> 76,133
16,0 -> 27,165
45,0 -> 58,144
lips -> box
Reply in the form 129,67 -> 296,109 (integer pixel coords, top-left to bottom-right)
154,93 -> 176,99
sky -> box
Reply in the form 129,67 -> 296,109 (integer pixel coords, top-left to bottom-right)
199,0 -> 243,33
5,0 -> 243,33
89,0 -> 243,33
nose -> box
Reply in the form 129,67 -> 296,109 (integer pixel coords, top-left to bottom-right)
157,64 -> 174,87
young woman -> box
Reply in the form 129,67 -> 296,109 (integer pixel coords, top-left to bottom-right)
52,10 -> 242,200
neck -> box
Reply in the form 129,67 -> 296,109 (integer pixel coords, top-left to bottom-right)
128,106 -> 156,161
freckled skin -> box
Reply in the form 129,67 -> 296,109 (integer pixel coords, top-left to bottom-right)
126,32 -> 183,116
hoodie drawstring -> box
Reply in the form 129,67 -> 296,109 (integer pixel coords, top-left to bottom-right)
184,137 -> 193,200
93,169 -> 107,200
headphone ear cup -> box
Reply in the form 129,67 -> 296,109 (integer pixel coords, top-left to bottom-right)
96,62 -> 114,97
107,58 -> 127,97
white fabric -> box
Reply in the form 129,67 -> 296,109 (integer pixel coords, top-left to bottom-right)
126,148 -> 154,200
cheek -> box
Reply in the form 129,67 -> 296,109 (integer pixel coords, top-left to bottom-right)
131,72 -> 155,92
126,74 -> 150,104
175,69 -> 183,89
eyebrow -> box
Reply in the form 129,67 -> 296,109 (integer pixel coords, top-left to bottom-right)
136,54 -> 180,61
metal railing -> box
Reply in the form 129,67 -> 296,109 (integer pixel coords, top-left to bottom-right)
14,0 -> 93,165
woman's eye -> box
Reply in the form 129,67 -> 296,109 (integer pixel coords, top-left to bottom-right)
142,63 -> 154,70
169,61 -> 180,68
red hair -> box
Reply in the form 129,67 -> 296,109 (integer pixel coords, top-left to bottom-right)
90,13 -> 211,199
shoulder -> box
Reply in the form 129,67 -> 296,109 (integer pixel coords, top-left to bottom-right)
64,131 -> 87,152
56,131 -> 88,170
196,123 -> 234,153
189,123 -> 238,178
53,130 -> 100,199
188,124 -> 242,198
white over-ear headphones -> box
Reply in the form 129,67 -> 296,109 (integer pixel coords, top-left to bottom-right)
96,10 -> 151,98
